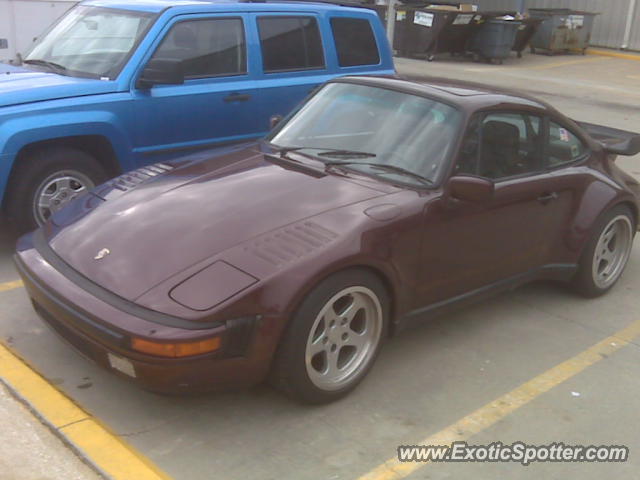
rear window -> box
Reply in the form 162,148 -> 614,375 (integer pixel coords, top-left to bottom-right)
330,17 -> 380,67
547,121 -> 589,167
258,16 -> 325,72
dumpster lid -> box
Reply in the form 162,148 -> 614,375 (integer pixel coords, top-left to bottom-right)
528,8 -> 598,15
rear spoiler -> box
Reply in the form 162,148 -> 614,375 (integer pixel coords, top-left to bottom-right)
577,121 -> 640,156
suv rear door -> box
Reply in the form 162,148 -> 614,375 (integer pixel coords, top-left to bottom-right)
252,11 -> 387,135
252,12 -> 332,134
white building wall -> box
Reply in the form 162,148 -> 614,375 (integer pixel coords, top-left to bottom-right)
0,0 -> 77,63
473,0 -> 640,50
626,0 -> 640,50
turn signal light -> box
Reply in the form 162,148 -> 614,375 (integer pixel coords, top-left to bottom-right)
131,336 -> 221,358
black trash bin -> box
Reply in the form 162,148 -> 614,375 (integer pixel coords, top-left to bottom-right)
512,17 -> 543,57
468,18 -> 521,64
367,3 -> 388,24
393,7 -> 480,61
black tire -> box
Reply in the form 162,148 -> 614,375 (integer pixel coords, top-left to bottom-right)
573,205 -> 635,298
271,269 -> 389,404
6,147 -> 108,233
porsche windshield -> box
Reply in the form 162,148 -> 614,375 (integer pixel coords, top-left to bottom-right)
24,6 -> 156,79
268,82 -> 462,186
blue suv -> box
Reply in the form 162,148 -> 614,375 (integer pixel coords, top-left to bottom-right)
0,0 -> 394,231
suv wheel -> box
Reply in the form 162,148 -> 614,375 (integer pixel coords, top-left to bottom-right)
6,147 -> 108,233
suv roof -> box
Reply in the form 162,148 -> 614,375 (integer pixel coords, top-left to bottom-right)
82,0 -> 373,14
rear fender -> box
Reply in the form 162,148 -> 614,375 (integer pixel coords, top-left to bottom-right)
567,179 -> 632,257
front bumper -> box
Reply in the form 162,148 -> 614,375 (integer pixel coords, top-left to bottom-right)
14,234 -> 272,393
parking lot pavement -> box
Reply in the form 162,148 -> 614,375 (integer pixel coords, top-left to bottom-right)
396,53 -> 640,128
1,52 -> 640,480
0,382 -> 100,480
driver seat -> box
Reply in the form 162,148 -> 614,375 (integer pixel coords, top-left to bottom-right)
481,120 -> 521,178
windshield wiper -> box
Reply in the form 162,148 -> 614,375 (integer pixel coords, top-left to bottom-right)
325,161 -> 433,186
316,149 -> 377,159
23,59 -> 68,74
267,144 -> 376,160
277,146 -> 307,158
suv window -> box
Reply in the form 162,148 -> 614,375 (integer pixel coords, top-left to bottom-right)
330,18 -> 380,67
547,121 -> 589,167
258,16 -> 325,72
456,112 -> 542,180
151,18 -> 246,78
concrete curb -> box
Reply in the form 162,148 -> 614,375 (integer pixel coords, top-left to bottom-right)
0,342 -> 171,480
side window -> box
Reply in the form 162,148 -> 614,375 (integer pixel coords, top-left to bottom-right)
257,16 -> 325,72
330,17 -> 380,67
456,112 -> 542,180
151,18 -> 246,78
547,121 -> 589,167
455,115 -> 481,176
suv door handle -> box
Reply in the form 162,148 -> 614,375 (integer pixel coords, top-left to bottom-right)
224,93 -> 251,103
537,192 -> 559,204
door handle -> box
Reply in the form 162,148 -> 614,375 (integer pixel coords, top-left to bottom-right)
224,93 -> 251,102
537,192 -> 559,204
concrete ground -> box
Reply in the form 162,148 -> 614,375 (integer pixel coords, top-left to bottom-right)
0,382 -> 100,480
1,51 -> 640,480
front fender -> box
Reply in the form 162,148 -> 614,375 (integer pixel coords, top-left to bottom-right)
0,110 -> 132,199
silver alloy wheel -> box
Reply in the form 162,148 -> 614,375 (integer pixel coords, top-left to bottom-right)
305,286 -> 383,391
33,170 -> 95,225
592,214 -> 633,289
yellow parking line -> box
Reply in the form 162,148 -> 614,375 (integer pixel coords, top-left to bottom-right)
0,343 -> 171,480
357,318 -> 640,480
588,48 -> 640,62
0,280 -> 23,293
528,56 -> 610,70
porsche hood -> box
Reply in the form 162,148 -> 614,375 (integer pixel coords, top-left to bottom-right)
43,146 -> 389,301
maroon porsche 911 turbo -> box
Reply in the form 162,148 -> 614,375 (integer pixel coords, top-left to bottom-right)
15,76 -> 640,403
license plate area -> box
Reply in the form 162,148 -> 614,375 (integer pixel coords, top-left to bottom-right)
108,352 -> 136,378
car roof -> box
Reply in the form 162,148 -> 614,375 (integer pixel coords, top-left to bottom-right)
332,75 -> 556,114
82,0 -> 375,14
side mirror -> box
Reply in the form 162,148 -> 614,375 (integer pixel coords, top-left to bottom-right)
448,175 -> 494,203
137,59 -> 184,89
269,114 -> 283,130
